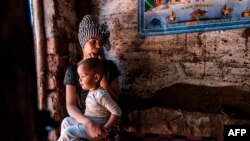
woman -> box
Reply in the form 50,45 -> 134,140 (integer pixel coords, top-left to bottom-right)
58,15 -> 120,141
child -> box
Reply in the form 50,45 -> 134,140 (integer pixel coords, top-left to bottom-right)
58,58 -> 122,141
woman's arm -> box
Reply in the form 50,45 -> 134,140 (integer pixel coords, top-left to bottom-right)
101,77 -> 120,102
66,85 -> 89,124
66,85 -> 108,139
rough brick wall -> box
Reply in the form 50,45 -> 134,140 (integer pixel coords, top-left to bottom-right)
43,0 -> 77,121
43,0 -> 92,121
43,0 -> 92,139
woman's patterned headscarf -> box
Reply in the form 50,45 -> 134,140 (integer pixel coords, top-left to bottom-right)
78,15 -> 111,50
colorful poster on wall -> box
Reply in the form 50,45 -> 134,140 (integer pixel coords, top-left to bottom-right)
139,0 -> 250,36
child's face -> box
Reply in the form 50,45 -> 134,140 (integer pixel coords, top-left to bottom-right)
77,65 -> 98,91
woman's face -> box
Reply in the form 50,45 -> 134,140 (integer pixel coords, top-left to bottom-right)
83,36 -> 103,59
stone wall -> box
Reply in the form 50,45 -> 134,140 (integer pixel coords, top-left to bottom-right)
91,0 -> 250,94
89,0 -> 250,138
43,0 -> 76,121
42,0 -> 93,139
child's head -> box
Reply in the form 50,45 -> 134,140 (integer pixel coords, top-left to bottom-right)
77,58 -> 104,91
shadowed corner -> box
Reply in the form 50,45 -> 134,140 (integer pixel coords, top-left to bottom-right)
220,105 -> 250,119
35,109 -> 60,141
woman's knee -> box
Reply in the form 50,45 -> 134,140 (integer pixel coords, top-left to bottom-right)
62,127 -> 74,136
60,127 -> 76,140
61,117 -> 74,129
60,127 -> 87,140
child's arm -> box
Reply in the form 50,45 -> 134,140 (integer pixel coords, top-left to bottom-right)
99,89 -> 122,131
104,114 -> 120,131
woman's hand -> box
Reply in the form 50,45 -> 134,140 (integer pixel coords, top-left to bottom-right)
88,52 -> 103,60
100,76 -> 119,102
87,121 -> 108,140
100,75 -> 109,89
